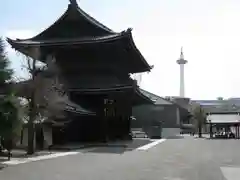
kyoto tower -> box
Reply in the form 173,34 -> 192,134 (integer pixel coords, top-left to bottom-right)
176,47 -> 188,97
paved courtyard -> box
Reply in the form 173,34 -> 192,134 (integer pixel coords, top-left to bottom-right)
0,136 -> 239,180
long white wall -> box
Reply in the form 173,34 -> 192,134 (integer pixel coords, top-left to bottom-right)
161,128 -> 180,138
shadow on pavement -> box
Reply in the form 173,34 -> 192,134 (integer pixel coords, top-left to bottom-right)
86,146 -> 129,154
0,160 -> 7,171
84,139 -> 152,154
0,166 -> 5,171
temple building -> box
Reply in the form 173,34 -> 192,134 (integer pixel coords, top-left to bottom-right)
7,0 -> 153,145
132,90 -> 190,138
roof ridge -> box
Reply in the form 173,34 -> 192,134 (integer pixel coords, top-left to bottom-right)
68,0 -> 114,33
75,4 -> 115,33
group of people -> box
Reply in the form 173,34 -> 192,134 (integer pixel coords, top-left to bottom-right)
180,130 -> 195,136
215,129 -> 235,138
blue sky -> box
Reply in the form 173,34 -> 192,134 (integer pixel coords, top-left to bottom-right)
2,0 -> 240,99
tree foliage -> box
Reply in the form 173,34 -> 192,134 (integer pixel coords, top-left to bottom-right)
0,37 -> 22,152
0,38 -> 13,84
0,95 -> 21,138
192,104 -> 206,137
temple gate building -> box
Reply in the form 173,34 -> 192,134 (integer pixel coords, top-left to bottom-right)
7,0 -> 153,145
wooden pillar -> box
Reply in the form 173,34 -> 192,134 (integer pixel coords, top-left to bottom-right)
20,128 -> 24,145
112,98 -> 118,140
118,91 -> 132,140
102,97 -> 108,142
126,90 -> 133,140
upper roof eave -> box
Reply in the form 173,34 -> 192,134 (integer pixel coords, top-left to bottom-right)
6,32 -> 125,47
68,84 -> 134,94
64,101 -> 96,115
7,29 -> 152,73
127,30 -> 153,72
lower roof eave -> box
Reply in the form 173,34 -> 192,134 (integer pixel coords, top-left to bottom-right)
68,85 -> 134,94
206,122 -> 240,125
64,109 -> 95,116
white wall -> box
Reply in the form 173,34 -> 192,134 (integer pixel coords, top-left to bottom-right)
161,128 -> 180,138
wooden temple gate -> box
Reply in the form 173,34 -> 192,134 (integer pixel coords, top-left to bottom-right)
6,0 -> 153,144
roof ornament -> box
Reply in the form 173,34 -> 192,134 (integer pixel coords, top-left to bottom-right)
127,28 -> 133,32
180,46 -> 184,60
69,0 -> 78,6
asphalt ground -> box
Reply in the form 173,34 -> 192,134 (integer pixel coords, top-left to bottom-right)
0,136 -> 239,180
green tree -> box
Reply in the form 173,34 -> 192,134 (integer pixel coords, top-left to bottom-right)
0,37 -> 13,84
0,38 -> 21,159
0,94 -> 22,160
0,95 -> 21,138
192,105 -> 206,138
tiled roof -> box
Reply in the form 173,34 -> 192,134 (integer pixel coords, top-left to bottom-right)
73,2 -> 114,33
192,99 -> 240,113
6,33 -> 126,46
14,1 -> 115,43
139,89 -> 172,105
138,90 -> 191,111
69,85 -> 134,94
64,101 -> 95,115
207,114 -> 240,124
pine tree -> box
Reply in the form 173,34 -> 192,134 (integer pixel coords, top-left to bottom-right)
0,37 -> 20,158
0,37 -> 13,84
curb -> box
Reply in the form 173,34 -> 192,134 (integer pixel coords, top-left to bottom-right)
50,144 -> 128,151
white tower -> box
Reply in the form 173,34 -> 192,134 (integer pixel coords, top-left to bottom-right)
176,47 -> 188,97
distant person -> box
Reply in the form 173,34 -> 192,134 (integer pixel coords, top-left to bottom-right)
229,132 -> 235,138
